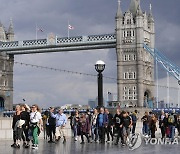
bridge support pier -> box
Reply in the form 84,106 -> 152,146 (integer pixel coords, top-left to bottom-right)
0,53 -> 14,110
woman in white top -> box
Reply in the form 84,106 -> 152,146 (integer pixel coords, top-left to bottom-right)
30,104 -> 43,149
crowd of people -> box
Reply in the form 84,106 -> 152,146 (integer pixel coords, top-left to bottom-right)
11,104 -> 180,150
141,109 -> 180,141
69,107 -> 136,146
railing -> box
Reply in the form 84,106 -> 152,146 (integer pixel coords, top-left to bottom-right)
0,34 -> 116,50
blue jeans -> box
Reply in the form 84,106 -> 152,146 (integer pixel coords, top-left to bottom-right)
169,125 -> 175,140
91,125 -> 98,141
73,125 -> 78,138
142,124 -> 149,135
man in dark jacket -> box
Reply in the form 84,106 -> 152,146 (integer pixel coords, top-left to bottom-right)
114,108 -> 123,145
105,109 -> 114,142
168,109 -> 177,141
48,107 -> 56,143
97,107 -> 108,143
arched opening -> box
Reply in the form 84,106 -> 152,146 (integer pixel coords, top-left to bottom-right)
0,97 -> 5,111
144,91 -> 153,108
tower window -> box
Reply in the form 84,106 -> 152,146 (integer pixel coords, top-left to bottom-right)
128,55 -> 131,61
124,72 -> 128,79
133,72 -> 136,79
124,55 -> 127,61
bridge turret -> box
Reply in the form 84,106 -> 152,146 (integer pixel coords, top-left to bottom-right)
116,0 -> 124,102
129,0 -> 139,17
148,4 -> 155,48
0,21 -> 6,41
7,19 -> 15,41
136,3 -> 144,44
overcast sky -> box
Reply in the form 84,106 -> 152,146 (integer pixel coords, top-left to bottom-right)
0,0 -> 180,108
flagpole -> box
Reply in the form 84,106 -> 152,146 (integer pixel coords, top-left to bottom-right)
36,23 -> 37,42
68,20 -> 69,39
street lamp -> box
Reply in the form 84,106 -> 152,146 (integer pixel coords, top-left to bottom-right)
95,60 -> 105,108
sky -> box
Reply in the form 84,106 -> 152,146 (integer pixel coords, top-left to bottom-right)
0,0 -> 180,108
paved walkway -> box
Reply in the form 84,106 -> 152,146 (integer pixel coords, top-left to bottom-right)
0,137 -> 179,154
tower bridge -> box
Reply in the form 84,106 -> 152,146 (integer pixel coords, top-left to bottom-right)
0,0 -> 179,110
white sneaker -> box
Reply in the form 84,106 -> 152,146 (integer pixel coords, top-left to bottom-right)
74,137 -> 77,141
32,145 -> 38,149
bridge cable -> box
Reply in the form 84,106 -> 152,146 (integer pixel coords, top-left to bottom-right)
14,61 -> 179,90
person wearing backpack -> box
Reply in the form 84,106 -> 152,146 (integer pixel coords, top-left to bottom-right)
168,109 -> 177,141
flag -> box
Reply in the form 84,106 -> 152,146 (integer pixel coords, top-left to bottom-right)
37,27 -> 44,32
107,91 -> 113,101
68,24 -> 74,30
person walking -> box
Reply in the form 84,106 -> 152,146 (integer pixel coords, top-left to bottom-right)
79,113 -> 90,144
72,110 -> 80,141
91,109 -> 98,142
11,105 -> 22,148
149,114 -> 157,138
50,108 -> 67,144
159,110 -> 165,138
121,111 -> 132,146
47,107 -> 56,143
130,110 -> 138,135
141,112 -> 149,137
114,108 -> 123,145
30,104 -> 43,149
20,104 -> 30,148
177,115 -> 180,136
105,108 -> 114,143
168,109 -> 177,141
97,107 -> 108,144
163,113 -> 170,138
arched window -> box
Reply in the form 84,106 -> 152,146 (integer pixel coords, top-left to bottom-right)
124,55 -> 127,61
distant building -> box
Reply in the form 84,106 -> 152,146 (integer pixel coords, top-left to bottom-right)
88,99 -> 98,109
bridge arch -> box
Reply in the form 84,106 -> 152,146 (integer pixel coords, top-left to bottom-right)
144,90 -> 153,108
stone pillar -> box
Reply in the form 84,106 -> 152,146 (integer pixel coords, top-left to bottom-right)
0,53 -> 14,110
136,13 -> 144,107
115,5 -> 123,104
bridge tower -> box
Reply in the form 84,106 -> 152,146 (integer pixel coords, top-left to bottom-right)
116,0 -> 155,107
0,20 -> 14,110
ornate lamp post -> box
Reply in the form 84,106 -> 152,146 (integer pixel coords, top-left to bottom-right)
95,60 -> 105,107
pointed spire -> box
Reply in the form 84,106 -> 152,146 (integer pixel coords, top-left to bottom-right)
148,4 -> 154,22
0,21 -> 3,27
116,0 -> 123,18
136,3 -> 143,16
8,18 -> 14,34
129,0 -> 139,16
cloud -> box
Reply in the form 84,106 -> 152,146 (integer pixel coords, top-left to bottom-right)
0,0 -> 179,108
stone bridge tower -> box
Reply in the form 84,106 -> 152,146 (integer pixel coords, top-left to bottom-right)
0,20 -> 14,110
116,0 -> 155,107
